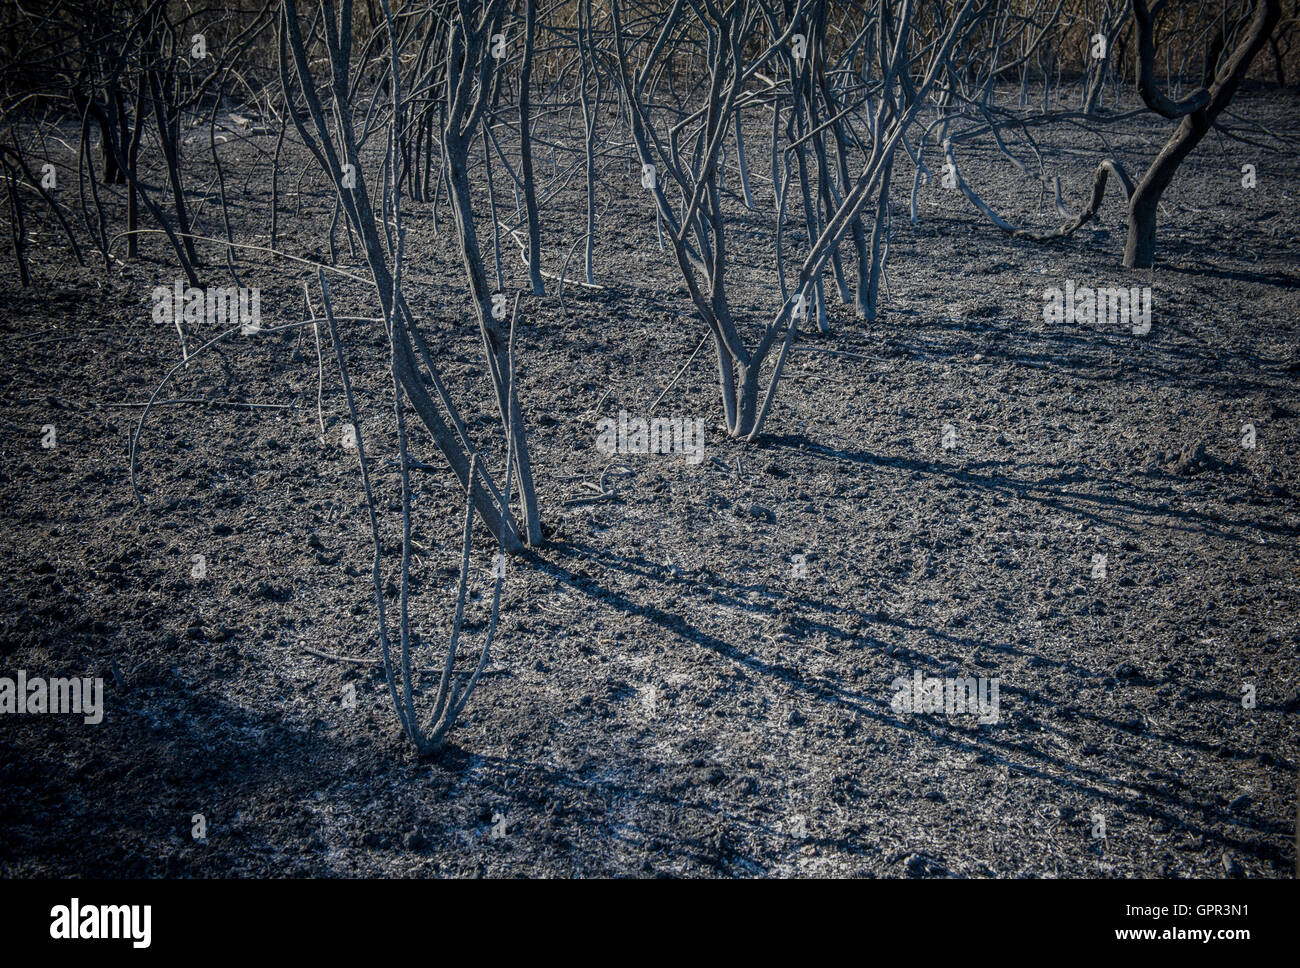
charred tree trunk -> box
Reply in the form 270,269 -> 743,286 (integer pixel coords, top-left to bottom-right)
1124,0 -> 1281,268
518,0 -> 544,294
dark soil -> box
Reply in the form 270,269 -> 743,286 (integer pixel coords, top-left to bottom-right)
1,88 -> 1297,877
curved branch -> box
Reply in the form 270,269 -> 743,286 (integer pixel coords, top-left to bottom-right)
944,140 -> 1132,243
1133,0 -> 1211,118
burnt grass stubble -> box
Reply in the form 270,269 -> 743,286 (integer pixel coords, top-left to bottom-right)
0,89 -> 1297,878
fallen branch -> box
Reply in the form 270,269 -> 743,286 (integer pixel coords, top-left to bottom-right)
943,140 -> 1133,243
